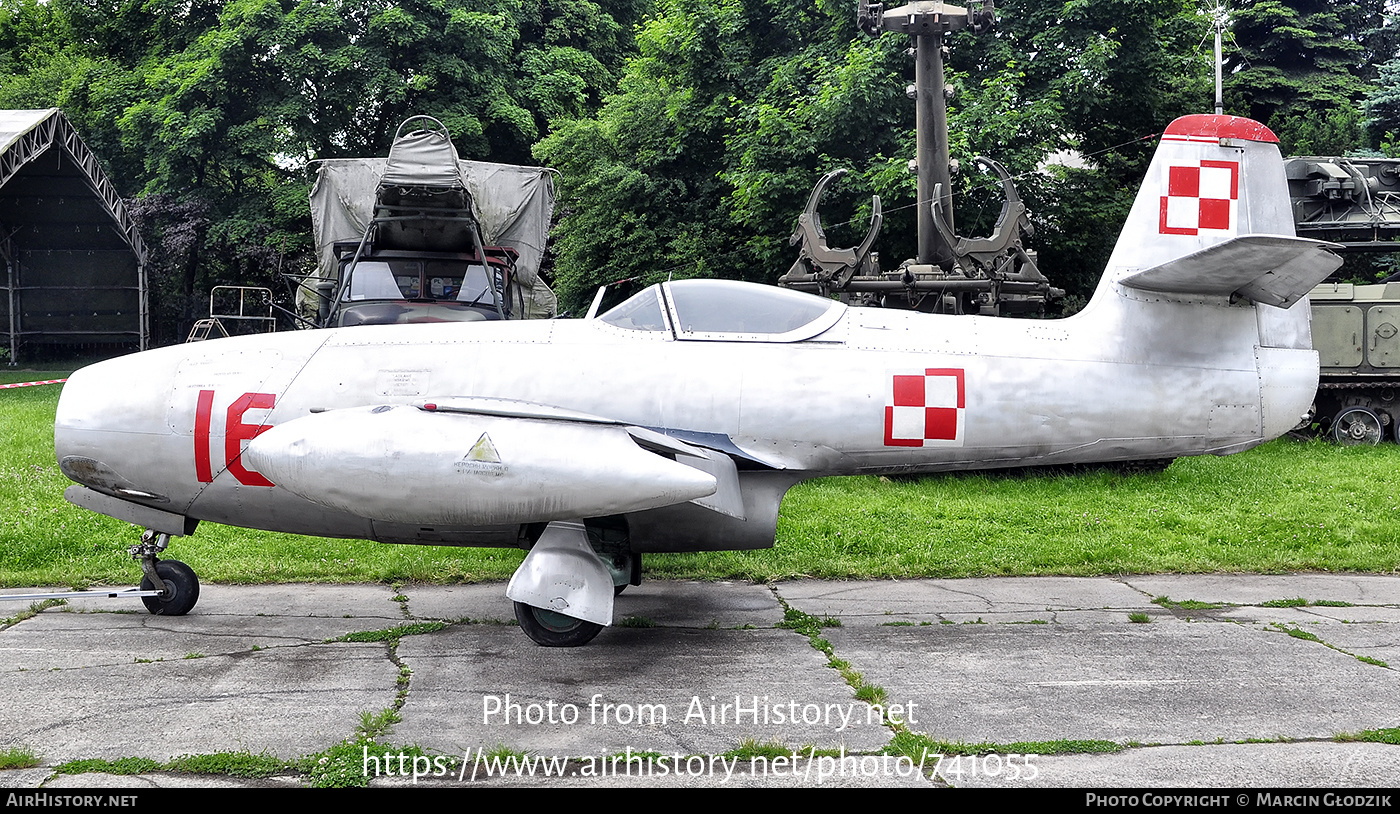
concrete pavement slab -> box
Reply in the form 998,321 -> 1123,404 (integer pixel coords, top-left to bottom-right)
824,621 -> 1400,745
1280,621 -> 1400,668
187,583 -> 408,619
393,625 -> 888,757
1,608 -> 395,671
607,580 -> 783,628
936,741 -> 1400,788
1122,574 -> 1400,607
1,576 -> 1396,789
0,639 -> 398,763
0,583 -> 407,618
777,577 -> 1155,626
1303,605 -> 1400,624
0,768 -> 51,789
394,583 -> 518,622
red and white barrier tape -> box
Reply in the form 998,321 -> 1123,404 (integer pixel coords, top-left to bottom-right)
0,378 -> 67,389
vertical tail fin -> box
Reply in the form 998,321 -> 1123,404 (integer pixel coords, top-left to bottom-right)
1099,115 -> 1340,307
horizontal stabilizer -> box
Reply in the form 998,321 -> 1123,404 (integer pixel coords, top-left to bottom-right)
1119,234 -> 1342,307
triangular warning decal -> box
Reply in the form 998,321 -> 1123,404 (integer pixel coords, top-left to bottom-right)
467,433 -> 501,463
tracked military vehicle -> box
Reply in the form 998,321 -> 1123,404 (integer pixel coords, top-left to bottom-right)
1286,156 -> 1400,443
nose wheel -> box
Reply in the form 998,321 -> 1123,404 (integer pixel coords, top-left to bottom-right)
139,559 -> 201,616
131,530 -> 201,616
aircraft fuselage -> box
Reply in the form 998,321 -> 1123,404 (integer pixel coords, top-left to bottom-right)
54,285 -> 1314,552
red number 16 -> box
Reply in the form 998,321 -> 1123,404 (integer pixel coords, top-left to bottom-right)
194,390 -> 276,487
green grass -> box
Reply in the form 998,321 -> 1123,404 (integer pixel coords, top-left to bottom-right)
1278,625 -> 1324,643
1152,596 -> 1227,610
47,743 -> 418,786
164,751 -> 291,778
1260,597 -> 1355,608
722,738 -> 795,760
884,730 -> 1121,761
333,622 -> 447,643
1337,727 -> 1400,745
358,708 -> 401,740
53,757 -> 161,775
0,746 -> 40,769
4,372 -> 1400,585
2,598 -> 64,629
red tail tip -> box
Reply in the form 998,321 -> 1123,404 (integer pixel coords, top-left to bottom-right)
1163,115 -> 1277,144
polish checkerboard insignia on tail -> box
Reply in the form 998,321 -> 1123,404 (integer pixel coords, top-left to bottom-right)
1159,160 -> 1239,236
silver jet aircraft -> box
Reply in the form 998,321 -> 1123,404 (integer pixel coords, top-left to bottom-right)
55,114 -> 1341,645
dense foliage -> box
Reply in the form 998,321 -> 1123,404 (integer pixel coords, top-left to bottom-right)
0,0 -> 646,340
0,0 -> 1395,333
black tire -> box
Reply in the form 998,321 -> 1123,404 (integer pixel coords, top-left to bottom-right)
513,601 -> 603,647
140,559 -> 200,616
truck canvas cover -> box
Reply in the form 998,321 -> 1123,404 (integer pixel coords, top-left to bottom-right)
308,133 -> 557,318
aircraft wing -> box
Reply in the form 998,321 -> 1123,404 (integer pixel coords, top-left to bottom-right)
242,398 -> 746,526
1119,234 -> 1343,308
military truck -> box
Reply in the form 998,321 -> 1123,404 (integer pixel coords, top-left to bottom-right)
1286,156 -> 1400,443
305,116 -> 557,327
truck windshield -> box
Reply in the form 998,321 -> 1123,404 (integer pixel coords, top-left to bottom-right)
346,259 -> 502,305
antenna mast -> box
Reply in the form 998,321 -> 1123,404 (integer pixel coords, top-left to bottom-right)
1212,1 -> 1227,115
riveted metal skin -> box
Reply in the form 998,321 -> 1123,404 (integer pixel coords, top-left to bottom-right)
506,521 -> 615,627
53,115 -> 1340,639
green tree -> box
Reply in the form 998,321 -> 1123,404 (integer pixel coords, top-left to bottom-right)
537,0 -> 1216,313
1364,11 -> 1400,154
1224,0 -> 1392,148
0,0 -> 646,341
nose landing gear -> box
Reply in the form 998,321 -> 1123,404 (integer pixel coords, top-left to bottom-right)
139,559 -> 201,616
0,527 -> 202,612
131,530 -> 201,616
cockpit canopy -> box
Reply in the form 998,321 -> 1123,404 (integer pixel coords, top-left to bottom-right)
599,279 -> 845,342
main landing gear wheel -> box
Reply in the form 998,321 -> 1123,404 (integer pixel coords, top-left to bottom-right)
140,560 -> 200,616
1331,407 -> 1384,446
513,601 -> 603,647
